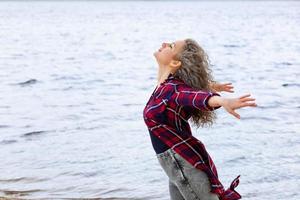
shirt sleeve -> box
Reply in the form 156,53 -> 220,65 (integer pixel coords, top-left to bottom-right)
175,84 -> 222,111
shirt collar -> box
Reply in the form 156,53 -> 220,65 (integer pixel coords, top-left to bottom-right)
159,72 -> 179,86
166,73 -> 185,84
167,72 -> 175,80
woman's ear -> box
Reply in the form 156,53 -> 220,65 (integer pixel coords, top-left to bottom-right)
170,60 -> 181,68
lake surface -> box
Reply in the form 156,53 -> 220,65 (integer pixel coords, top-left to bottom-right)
0,1 -> 299,199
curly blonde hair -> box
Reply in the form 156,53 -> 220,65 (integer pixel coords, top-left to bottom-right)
173,38 -> 217,128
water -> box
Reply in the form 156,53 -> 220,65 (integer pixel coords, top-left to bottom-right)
0,1 -> 299,199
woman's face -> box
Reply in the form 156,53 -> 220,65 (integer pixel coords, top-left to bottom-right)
154,40 -> 186,66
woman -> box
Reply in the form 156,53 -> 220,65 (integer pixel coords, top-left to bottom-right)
143,39 -> 257,200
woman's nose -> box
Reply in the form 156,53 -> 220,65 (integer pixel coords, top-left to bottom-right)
162,42 -> 167,48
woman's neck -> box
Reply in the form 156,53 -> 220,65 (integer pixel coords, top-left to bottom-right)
157,67 -> 175,86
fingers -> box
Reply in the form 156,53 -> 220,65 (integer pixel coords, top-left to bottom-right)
241,102 -> 257,107
239,94 -> 251,99
223,83 -> 234,93
223,83 -> 233,88
230,110 -> 240,119
230,102 -> 257,119
240,95 -> 257,107
226,89 -> 234,93
241,97 -> 256,102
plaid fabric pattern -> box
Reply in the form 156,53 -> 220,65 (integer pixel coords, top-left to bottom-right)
143,73 -> 241,200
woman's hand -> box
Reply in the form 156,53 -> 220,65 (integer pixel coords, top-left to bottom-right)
210,82 -> 234,93
221,94 -> 257,119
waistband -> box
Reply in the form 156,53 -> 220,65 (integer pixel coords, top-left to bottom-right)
156,147 -> 174,158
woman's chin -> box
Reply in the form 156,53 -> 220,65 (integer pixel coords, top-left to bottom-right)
153,53 -> 159,61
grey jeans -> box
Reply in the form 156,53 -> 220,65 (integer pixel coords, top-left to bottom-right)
156,148 -> 219,200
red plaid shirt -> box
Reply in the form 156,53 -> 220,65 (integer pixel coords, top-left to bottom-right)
143,73 -> 241,200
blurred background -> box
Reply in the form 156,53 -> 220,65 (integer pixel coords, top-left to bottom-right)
0,0 -> 299,199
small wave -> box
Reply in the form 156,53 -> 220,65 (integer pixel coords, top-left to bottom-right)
278,61 -> 293,66
52,75 -> 82,81
21,131 -> 46,138
240,116 -> 278,121
11,53 -> 24,57
223,44 -> 245,48
0,139 -> 17,145
85,79 -> 105,84
100,187 -> 135,196
122,103 -> 141,107
0,125 -> 10,128
68,171 -> 99,177
225,156 -> 247,163
17,79 -> 38,86
282,83 -> 300,87
65,57 -> 76,60
0,177 -> 49,183
0,189 -> 44,197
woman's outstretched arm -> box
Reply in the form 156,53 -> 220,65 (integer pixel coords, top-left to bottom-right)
208,94 -> 257,119
175,84 -> 222,111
